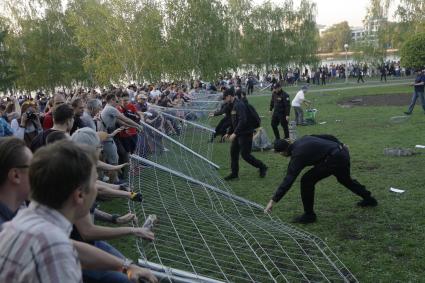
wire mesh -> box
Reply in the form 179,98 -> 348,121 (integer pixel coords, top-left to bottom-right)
129,155 -> 357,283
128,114 -> 358,282
147,92 -> 221,128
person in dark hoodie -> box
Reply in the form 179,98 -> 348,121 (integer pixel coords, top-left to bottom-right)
222,89 -> 267,181
269,83 -> 290,140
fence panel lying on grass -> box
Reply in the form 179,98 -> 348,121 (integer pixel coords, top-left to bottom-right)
127,112 -> 358,282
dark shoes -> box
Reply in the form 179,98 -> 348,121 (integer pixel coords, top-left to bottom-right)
259,166 -> 268,178
224,174 -> 238,181
292,212 -> 317,224
404,112 -> 411,115
357,196 -> 378,207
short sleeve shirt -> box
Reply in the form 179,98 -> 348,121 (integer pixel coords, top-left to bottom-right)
291,90 -> 305,107
414,74 -> 425,92
100,105 -> 120,139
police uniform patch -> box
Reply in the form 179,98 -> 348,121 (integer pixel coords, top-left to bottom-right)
231,110 -> 236,114
277,98 -> 282,101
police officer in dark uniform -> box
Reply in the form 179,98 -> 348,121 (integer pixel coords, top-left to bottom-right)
222,89 -> 267,180
264,134 -> 378,223
209,101 -> 232,142
269,83 -> 290,140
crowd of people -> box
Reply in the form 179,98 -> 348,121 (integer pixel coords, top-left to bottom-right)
0,63 -> 423,282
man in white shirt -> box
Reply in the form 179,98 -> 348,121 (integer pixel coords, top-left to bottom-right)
291,86 -> 311,126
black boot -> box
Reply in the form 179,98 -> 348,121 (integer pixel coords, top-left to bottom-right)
224,174 -> 238,181
259,166 -> 268,178
357,196 -> 378,207
292,212 -> 317,224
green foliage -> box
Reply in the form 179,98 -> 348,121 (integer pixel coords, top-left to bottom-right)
0,29 -> 17,93
400,32 -> 425,69
319,21 -> 352,53
396,0 -> 425,33
1,0 -> 319,89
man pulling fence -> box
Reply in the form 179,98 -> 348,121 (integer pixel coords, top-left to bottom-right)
264,134 -> 378,223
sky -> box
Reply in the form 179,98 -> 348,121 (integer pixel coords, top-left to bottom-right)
255,0 -> 400,27
1,0 -> 400,28
313,0 -> 399,27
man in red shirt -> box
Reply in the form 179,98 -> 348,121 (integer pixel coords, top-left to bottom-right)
115,91 -> 140,180
42,94 -> 66,130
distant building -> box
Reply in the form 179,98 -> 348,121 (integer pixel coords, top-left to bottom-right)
350,27 -> 366,42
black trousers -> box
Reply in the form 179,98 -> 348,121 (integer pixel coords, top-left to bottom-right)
247,85 -> 254,95
299,147 -> 371,214
230,133 -> 266,175
271,113 -> 289,140
381,73 -> 387,82
357,74 -> 364,83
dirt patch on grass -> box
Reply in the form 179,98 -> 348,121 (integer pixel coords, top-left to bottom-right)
338,93 -> 413,108
355,161 -> 381,171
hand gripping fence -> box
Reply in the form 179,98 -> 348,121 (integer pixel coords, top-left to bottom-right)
128,110 -> 358,282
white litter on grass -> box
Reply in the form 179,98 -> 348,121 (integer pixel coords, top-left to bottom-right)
319,121 -> 327,125
415,145 -> 425,149
389,187 -> 405,194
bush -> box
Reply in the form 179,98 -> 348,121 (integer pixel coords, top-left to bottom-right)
400,32 -> 425,69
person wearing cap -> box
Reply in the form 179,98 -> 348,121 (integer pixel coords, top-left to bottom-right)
264,134 -> 378,223
269,83 -> 290,141
291,86 -> 311,126
404,68 -> 425,115
222,89 -> 268,180
70,127 -> 142,201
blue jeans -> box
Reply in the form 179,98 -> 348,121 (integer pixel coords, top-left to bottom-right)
83,241 -> 131,283
407,90 -> 425,113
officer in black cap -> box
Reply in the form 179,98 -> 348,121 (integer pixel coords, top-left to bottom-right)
269,83 -> 290,140
264,134 -> 378,223
222,88 -> 267,180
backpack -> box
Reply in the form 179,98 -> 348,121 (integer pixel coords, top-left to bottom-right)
246,103 -> 261,129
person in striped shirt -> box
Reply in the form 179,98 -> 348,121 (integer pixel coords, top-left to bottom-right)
0,138 -> 158,283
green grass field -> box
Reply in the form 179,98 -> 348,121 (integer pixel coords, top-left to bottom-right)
106,79 -> 425,282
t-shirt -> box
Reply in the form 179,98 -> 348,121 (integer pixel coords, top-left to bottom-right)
42,111 -> 53,130
0,117 -> 13,137
70,115 -> 85,136
117,103 -> 138,137
81,111 -> 96,131
30,129 -> 58,152
99,104 -> 120,140
291,90 -> 305,107
414,74 -> 425,92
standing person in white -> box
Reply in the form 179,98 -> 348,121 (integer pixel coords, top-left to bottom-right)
291,86 -> 311,126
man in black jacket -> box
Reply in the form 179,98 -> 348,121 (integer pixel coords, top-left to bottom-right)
264,135 -> 378,223
269,83 -> 290,140
222,89 -> 267,180
209,102 -> 232,142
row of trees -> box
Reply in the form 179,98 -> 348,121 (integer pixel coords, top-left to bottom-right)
0,0 -> 319,92
318,0 -> 424,67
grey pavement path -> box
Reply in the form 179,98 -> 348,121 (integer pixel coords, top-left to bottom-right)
254,78 -> 412,96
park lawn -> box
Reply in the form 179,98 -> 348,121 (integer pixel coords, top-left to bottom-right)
104,82 -> 424,282
214,83 -> 425,282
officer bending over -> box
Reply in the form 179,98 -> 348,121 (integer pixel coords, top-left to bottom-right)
264,134 -> 378,223
222,89 -> 267,180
